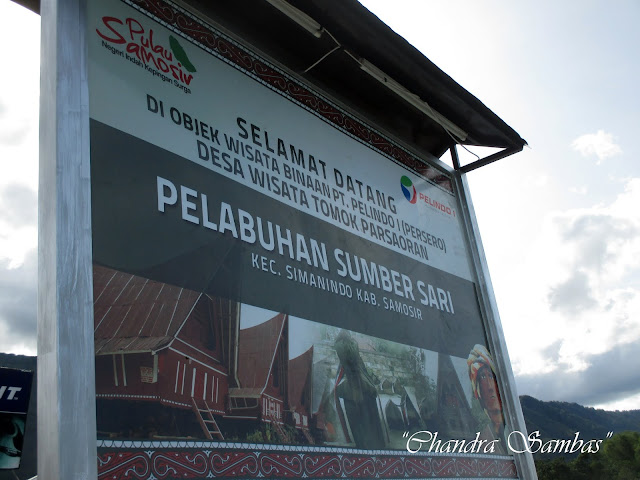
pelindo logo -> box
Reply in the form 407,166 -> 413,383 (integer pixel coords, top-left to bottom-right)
400,176 -> 417,204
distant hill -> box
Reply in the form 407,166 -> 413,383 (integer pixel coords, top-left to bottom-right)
519,395 -> 640,459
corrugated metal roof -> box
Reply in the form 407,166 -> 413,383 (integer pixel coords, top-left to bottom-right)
297,0 -> 527,152
93,265 -> 201,355
18,0 -> 526,165
235,313 -> 287,391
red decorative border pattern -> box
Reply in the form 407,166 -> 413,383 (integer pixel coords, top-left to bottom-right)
127,0 -> 454,193
98,448 -> 518,479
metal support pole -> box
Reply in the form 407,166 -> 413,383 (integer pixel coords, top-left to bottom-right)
451,145 -> 538,479
38,0 -> 97,478
459,146 -> 523,173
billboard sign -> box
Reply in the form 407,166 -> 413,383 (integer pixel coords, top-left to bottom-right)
89,0 -> 518,478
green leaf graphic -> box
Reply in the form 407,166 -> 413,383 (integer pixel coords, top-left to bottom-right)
169,35 -> 197,73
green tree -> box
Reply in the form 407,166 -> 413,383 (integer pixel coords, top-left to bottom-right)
602,431 -> 640,480
571,450 -> 609,480
536,457 -> 575,480
535,431 -> 640,480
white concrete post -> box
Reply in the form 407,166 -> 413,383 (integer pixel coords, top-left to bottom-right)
38,0 -> 97,478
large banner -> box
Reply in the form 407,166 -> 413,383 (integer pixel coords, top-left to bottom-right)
89,0 -> 517,478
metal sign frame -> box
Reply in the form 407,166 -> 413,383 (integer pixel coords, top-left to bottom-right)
452,146 -> 537,478
37,0 -> 536,478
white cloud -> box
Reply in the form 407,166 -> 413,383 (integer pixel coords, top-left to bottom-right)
531,174 -> 549,188
495,177 -> 640,407
0,184 -> 38,268
0,4 -> 40,271
516,338 -> 640,408
0,184 -> 37,229
571,130 -> 622,163
547,270 -> 596,315
595,391 -> 640,411
0,101 -> 31,146
0,2 -> 40,192
569,186 -> 587,195
0,250 -> 37,355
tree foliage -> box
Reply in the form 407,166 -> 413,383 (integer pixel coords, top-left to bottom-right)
536,432 -> 640,480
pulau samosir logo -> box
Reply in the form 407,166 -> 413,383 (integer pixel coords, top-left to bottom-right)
96,16 -> 197,92
400,176 -> 417,204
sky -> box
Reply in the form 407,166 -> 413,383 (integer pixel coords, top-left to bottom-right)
1,0 -> 639,411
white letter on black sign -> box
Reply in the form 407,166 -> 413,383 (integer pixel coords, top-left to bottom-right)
157,176 -> 177,212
